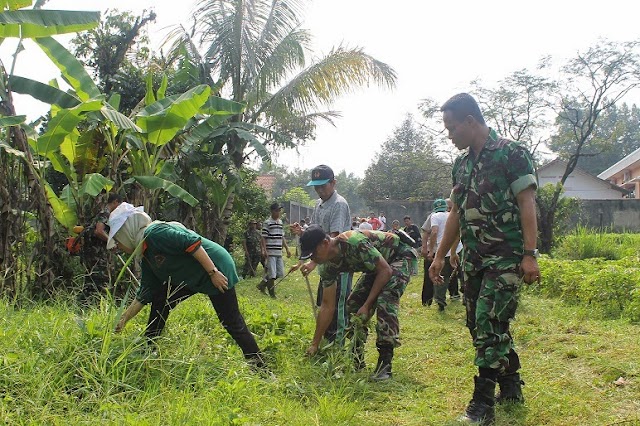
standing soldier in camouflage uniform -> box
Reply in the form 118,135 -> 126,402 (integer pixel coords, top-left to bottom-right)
429,93 -> 540,425
242,220 -> 262,278
78,193 -> 123,304
300,225 -> 417,381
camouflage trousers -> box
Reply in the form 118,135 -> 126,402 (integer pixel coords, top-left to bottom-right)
242,250 -> 262,277
463,266 -> 522,372
347,258 -> 410,348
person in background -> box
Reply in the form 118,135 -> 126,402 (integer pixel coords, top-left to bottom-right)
445,198 -> 462,300
430,93 -> 540,425
420,211 -> 434,306
291,165 -> 353,345
77,193 -> 123,305
359,218 -> 373,231
368,212 -> 382,230
378,212 -> 387,231
242,220 -> 262,278
402,215 -> 422,276
111,204 -> 265,369
258,202 -> 291,298
427,199 -> 463,311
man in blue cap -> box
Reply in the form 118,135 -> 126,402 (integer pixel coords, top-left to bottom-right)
292,164 -> 352,345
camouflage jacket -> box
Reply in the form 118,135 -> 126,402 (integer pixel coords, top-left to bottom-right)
318,230 -> 417,288
80,211 -> 109,262
243,229 -> 262,254
451,128 -> 537,272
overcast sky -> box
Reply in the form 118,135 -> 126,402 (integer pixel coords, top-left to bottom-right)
5,0 -> 640,177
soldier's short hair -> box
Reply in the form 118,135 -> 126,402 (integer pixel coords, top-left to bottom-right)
441,93 -> 486,125
107,193 -> 123,204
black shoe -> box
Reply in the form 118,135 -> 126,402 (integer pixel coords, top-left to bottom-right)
422,299 -> 432,307
496,373 -> 525,404
256,282 -> 267,295
438,304 -> 445,312
458,376 -> 496,425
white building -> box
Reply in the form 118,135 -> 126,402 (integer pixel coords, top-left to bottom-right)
537,159 -> 629,199
597,147 -> 640,199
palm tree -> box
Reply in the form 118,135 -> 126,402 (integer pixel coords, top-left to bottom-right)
166,0 -> 397,241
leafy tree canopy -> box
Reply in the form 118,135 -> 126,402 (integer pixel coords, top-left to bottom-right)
360,114 -> 451,206
549,102 -> 640,175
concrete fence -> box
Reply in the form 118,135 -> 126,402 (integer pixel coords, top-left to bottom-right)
371,199 -> 640,232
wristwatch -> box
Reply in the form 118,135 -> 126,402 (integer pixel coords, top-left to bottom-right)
523,249 -> 539,258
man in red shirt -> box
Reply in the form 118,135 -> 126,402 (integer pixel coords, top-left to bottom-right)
368,212 -> 382,230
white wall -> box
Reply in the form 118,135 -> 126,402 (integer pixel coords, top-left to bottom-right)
538,162 -> 625,199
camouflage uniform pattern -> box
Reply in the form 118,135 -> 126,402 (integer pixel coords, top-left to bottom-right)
451,128 -> 537,371
318,230 -> 417,347
242,228 -> 263,277
78,211 -> 112,301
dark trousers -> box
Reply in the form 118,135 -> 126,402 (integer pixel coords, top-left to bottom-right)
422,258 -> 434,305
145,284 -> 261,359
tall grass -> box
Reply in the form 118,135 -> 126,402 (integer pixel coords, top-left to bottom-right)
552,226 -> 640,260
0,261 -> 638,424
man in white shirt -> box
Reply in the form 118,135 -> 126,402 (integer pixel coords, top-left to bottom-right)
378,212 -> 387,231
427,199 -> 462,312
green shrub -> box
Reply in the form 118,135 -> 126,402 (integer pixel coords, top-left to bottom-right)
553,227 -> 640,260
535,256 -> 640,322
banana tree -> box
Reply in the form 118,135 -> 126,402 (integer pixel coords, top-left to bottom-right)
0,0 -> 100,293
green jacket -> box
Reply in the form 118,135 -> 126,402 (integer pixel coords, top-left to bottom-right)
136,223 -> 239,304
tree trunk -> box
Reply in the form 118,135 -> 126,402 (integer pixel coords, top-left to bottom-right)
0,153 -> 21,295
537,183 -> 563,254
2,91 -> 61,295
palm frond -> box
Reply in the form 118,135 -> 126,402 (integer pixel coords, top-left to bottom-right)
260,45 -> 397,115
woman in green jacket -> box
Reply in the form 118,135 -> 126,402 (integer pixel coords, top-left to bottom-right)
109,204 -> 264,367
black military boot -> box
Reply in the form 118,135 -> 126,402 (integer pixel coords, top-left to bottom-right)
266,279 -> 276,298
370,345 -> 393,381
496,373 -> 525,404
458,376 -> 496,425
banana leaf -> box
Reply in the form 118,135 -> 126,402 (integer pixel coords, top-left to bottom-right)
201,96 -> 245,115
136,85 -> 210,146
2,1 -> 32,10
78,173 -> 113,199
10,75 -> 80,108
45,182 -> 77,229
0,114 -> 25,126
130,175 -> 199,207
34,36 -> 101,101
0,10 -> 99,38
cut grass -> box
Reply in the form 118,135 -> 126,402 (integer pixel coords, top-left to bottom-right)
0,264 -> 638,425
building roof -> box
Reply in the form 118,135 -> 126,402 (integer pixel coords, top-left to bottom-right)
539,158 -> 630,194
597,147 -> 640,179
256,175 -> 276,194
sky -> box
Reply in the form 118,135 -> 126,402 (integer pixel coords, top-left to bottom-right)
4,0 -> 640,177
